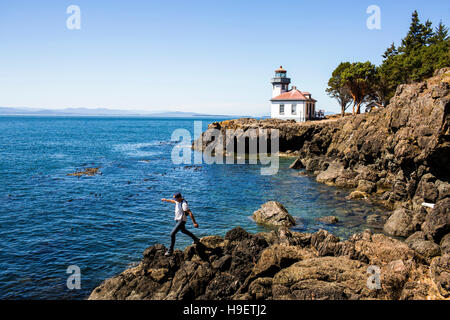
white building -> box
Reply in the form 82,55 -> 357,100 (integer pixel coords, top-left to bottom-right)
270,66 -> 316,122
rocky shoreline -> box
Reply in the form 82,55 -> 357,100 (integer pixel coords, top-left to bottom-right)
193,69 -> 449,242
89,224 -> 449,300
89,69 -> 449,300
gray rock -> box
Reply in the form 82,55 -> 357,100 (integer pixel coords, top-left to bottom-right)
383,208 -> 418,238
423,198 -> 450,242
253,201 -> 296,228
316,161 -> 344,184
357,180 -> 376,194
318,216 -> 339,225
440,233 -> 450,255
366,214 -> 383,225
289,158 -> 304,169
430,254 -> 450,298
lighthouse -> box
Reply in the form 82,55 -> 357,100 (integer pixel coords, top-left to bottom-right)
270,66 -> 317,122
271,66 -> 291,97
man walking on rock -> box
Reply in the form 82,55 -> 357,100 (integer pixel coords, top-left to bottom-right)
161,192 -> 199,256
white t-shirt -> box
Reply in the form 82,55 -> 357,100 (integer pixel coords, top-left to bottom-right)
174,200 -> 189,222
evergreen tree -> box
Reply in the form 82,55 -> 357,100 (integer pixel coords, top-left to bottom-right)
382,42 -> 398,60
430,21 -> 449,44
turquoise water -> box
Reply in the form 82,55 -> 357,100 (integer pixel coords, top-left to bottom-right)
0,116 -> 387,299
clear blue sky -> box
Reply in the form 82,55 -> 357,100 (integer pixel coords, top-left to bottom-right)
1,0 -> 449,115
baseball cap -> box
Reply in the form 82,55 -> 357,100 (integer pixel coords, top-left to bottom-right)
173,192 -> 182,199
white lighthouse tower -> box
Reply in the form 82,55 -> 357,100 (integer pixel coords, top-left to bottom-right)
270,66 -> 291,97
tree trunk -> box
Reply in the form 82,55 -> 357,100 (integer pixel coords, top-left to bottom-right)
356,102 -> 362,114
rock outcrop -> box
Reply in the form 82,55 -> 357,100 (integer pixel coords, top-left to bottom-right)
252,201 -> 296,228
89,226 -> 448,300
193,69 -> 450,214
192,69 -> 450,247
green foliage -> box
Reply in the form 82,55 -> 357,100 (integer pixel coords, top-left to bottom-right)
380,11 -> 450,99
339,62 -> 377,114
399,10 -> 434,54
430,21 -> 449,44
327,10 -> 450,113
326,62 -> 353,116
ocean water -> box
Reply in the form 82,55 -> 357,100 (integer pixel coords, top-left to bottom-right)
0,116 -> 388,299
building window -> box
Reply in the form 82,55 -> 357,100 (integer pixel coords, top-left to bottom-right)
291,104 -> 296,115
279,104 -> 284,115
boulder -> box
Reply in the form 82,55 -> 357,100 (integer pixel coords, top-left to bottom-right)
250,244 -> 304,278
316,161 -> 343,184
440,233 -> 450,255
346,191 -> 368,200
253,201 -> 296,227
289,158 -> 304,169
318,216 -> 339,225
351,233 -> 415,266
366,214 -> 385,226
356,180 -> 376,194
380,259 -> 412,299
436,180 -> 450,201
263,227 -> 312,247
272,256 -> 374,300
228,234 -> 269,283
247,277 -> 273,300
415,173 -> 438,203
409,240 -> 441,261
430,254 -> 450,298
423,198 -> 450,243
304,157 -> 322,172
383,208 -> 418,238
406,232 -> 441,260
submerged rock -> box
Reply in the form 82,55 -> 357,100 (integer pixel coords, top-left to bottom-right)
67,167 -> 100,177
318,216 -> 339,225
346,191 -> 368,200
252,201 -> 296,228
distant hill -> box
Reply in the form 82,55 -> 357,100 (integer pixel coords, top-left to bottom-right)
0,107 -> 237,118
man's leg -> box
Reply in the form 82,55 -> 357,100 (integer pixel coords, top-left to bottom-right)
168,220 -> 183,253
179,221 -> 199,243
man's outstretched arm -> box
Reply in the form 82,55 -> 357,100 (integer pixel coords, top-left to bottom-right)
161,198 -> 176,203
186,210 -> 199,228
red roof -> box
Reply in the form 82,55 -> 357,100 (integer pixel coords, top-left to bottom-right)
271,89 -> 316,101
275,66 -> 286,73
